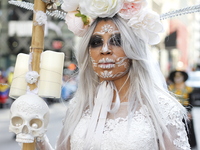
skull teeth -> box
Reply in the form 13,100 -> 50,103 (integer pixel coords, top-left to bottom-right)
98,58 -> 115,63
98,64 -> 115,69
16,134 -> 34,143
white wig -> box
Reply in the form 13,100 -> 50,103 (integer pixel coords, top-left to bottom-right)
56,15 -> 185,150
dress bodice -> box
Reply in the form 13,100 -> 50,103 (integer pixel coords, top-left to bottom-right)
70,96 -> 190,150
70,104 -> 157,150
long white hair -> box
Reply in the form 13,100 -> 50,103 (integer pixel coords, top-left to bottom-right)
56,15 -> 185,150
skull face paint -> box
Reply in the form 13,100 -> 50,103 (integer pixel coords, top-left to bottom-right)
89,20 -> 131,81
94,24 -> 119,35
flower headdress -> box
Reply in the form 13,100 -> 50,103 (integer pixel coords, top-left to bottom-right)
61,0 -> 164,45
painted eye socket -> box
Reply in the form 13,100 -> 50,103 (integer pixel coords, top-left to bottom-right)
109,34 -> 121,47
89,34 -> 121,48
89,35 -> 103,48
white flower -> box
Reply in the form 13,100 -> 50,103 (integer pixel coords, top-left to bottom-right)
34,11 -> 47,26
127,9 -> 164,45
65,11 -> 90,37
79,0 -> 124,19
25,71 -> 39,84
61,0 -> 80,12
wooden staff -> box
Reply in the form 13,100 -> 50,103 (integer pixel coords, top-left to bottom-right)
23,0 -> 46,149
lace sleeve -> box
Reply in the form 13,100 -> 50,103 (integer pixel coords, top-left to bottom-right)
163,105 -> 191,150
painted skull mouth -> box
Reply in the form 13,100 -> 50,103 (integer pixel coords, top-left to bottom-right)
98,63 -> 115,69
92,57 -> 129,70
98,58 -> 115,63
98,58 -> 115,69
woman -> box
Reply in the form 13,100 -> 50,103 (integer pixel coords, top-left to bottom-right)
169,70 -> 193,107
37,1 -> 190,150
169,70 -> 196,148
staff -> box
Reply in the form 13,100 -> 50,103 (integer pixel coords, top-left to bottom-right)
23,0 -> 46,149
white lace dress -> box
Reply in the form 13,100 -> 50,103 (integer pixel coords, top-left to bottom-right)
36,96 -> 191,150
70,97 -> 190,150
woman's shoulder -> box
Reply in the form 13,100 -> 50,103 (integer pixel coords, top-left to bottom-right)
185,86 -> 193,93
157,94 -> 178,106
156,94 -> 186,123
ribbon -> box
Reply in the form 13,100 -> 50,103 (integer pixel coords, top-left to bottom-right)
84,81 -> 120,149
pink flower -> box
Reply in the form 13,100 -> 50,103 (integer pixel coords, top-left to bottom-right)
65,11 -> 90,37
118,0 -> 147,19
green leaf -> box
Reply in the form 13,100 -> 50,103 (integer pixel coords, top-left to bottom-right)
75,12 -> 82,17
75,11 -> 89,25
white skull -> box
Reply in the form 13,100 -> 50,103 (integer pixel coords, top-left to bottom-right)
9,94 -> 49,143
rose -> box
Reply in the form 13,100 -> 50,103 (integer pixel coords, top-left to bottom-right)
118,0 -> 147,19
79,0 -> 124,19
61,0 -> 80,12
128,9 -> 164,45
125,0 -> 146,3
65,11 -> 92,37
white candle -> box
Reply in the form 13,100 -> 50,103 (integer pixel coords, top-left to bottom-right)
38,50 -> 65,98
9,53 -> 29,99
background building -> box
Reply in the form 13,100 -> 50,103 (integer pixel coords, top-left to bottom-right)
0,0 -> 76,71
147,0 -> 200,77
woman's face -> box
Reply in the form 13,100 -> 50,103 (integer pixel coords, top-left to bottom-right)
89,20 -> 131,81
174,72 -> 184,84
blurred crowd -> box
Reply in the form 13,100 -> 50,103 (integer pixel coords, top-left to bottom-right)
0,66 -> 14,108
61,65 -> 78,102
167,70 -> 197,148
0,64 -> 78,108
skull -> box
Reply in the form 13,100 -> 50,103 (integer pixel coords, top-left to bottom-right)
9,93 -> 49,143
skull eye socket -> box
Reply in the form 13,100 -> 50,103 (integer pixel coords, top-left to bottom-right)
11,116 -> 23,127
30,119 -> 43,129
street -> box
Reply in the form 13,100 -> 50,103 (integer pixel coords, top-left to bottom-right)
0,102 -> 200,150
